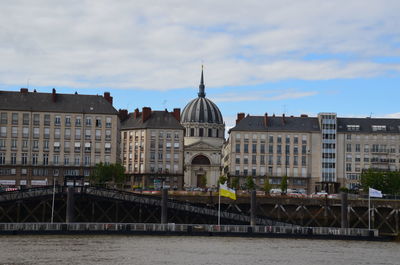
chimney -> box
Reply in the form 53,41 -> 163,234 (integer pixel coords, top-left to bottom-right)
20,88 -> 28,93
52,88 -> 57,102
142,107 -> 151,122
118,109 -> 129,122
264,113 -> 268,127
282,113 -> 286,125
236,113 -> 245,125
104,92 -> 113,105
172,108 -> 181,121
300,114 -> 308,118
134,108 -> 140,118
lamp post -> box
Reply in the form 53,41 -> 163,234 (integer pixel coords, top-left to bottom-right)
51,177 -> 56,223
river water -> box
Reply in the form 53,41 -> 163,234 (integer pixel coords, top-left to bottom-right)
0,235 -> 398,265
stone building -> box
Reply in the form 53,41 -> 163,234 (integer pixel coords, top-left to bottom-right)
181,68 -> 225,188
223,112 -> 400,193
0,88 -> 119,187
120,107 -> 184,189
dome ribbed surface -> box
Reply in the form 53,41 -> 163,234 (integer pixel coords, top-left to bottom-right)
181,97 -> 223,124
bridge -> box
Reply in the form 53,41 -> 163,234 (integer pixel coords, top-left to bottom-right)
0,187 -> 399,236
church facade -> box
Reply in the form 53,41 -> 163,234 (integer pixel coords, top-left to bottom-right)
181,68 -> 225,188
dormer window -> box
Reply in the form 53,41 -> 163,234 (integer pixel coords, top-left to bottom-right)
372,125 -> 386,132
347,125 -> 360,131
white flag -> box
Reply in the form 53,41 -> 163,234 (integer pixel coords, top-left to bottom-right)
369,187 -> 383,198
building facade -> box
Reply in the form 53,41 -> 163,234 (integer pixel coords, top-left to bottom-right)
181,69 -> 225,188
120,107 -> 184,189
224,112 -> 400,193
0,89 -> 119,187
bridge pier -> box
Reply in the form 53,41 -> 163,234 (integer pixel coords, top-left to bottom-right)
341,192 -> 348,228
66,187 -> 75,223
161,188 -> 168,224
250,190 -> 256,226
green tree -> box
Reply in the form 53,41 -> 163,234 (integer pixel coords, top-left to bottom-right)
231,177 -> 239,190
90,163 -> 126,188
361,169 -> 400,195
199,175 -> 207,187
280,176 -> 288,194
246,176 -> 255,190
263,177 -> 272,193
218,175 -> 228,185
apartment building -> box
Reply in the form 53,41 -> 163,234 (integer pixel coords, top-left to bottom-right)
0,88 -> 119,187
120,107 -> 184,189
223,113 -> 321,192
224,112 -> 400,193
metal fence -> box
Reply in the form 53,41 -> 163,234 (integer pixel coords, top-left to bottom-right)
0,223 -> 377,237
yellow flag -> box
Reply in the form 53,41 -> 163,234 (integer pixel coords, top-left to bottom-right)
219,183 -> 236,200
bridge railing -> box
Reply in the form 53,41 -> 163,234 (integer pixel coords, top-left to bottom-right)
0,222 -> 377,237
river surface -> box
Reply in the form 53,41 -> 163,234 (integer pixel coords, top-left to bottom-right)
0,235 -> 398,265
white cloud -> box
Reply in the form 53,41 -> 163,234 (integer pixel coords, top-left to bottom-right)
0,0 -> 399,90
212,88 -> 317,103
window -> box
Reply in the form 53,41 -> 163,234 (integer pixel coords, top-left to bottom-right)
346,144 -> 352,152
244,144 -> 248,153
74,142 -> 81,152
44,114 -> 50,125
53,142 -> 60,152
346,163 -> 352,171
95,117 -> 102,128
33,140 -> 39,150
268,135 -> 273,143
0,112 -> 7,124
105,130 -> 111,140
22,113 -> 29,125
199,128 -> 204,137
33,127 -> 40,138
106,117 -> 112,128
0,126 -> 6,137
54,128 -> 61,139
372,125 -> 386,132
84,156 -> 91,166
12,113 -> 18,124
260,144 -> 265,154
105,143 -> 111,153
32,153 -> 38,165
65,116 -> 71,126
252,144 -> 257,153
174,142 -> 179,149
0,139 -> 6,150
43,154 -> 49,165
74,156 -> 80,166
55,116 -> 61,125
85,142 -> 91,152
75,116 -> 82,126
235,144 -> 240,153
301,156 -> 306,166
11,139 -> 17,149
12,127 -> 18,138
85,129 -> 91,139
22,127 -> 29,138
0,153 -> 5,165
190,128 -> 194,136
347,125 -> 360,131
277,145 -> 282,154
86,117 -> 92,126
75,128 -> 81,140
208,128 -> 212,137
21,153 -> 28,165
294,136 -> 298,144
65,141 -> 70,152
355,144 -> 361,152
11,153 -> 17,165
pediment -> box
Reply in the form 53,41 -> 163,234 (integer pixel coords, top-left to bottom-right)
185,141 -> 218,151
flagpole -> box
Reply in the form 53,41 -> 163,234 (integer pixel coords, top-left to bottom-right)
368,189 -> 371,230
218,187 -> 221,226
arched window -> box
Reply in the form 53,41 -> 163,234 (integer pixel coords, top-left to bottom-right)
192,155 -> 210,165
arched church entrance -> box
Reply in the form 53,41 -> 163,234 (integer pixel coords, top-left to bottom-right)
191,155 -> 210,188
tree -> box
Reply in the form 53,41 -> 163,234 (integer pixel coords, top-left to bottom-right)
245,176 -> 255,190
361,169 -> 400,195
231,177 -> 239,190
280,176 -> 288,194
218,175 -> 228,185
90,163 -> 126,188
263,177 -> 272,193
199,175 -> 207,187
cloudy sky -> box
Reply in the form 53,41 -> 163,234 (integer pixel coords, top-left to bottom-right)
1,0 -> 400,129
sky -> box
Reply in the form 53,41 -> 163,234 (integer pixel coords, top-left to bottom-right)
1,0 -> 400,130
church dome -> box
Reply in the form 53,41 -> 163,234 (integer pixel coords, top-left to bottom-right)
181,68 -> 223,124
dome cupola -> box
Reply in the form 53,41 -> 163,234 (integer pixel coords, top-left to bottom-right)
181,67 -> 223,125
